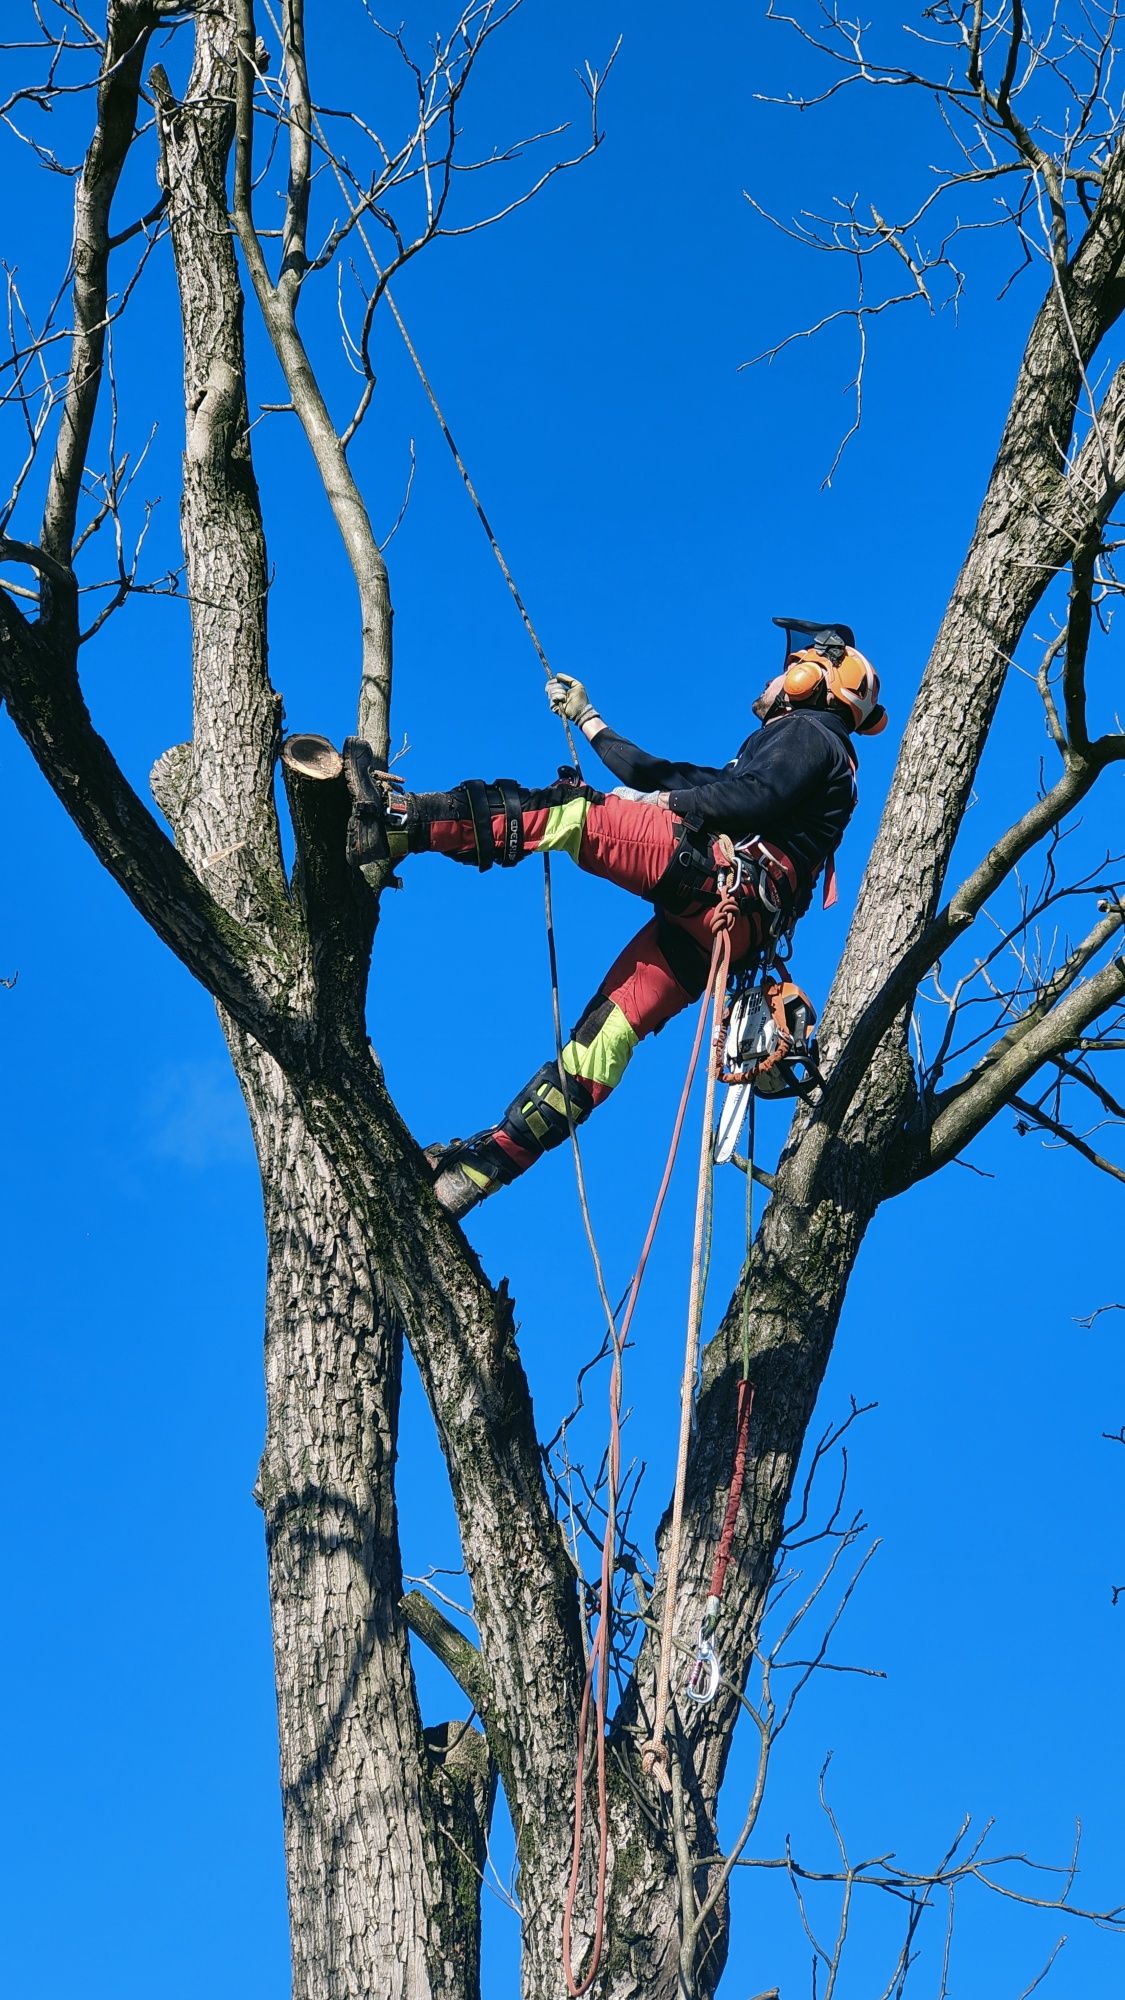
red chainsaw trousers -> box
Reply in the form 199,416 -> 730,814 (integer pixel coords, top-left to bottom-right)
410,780 -> 775,1179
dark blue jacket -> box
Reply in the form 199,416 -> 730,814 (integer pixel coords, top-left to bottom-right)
592,708 -> 857,902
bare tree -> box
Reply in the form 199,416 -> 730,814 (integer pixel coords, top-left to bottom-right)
2,4 -> 1124,1998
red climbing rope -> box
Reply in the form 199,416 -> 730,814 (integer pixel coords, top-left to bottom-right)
707,1051 -> 760,1618
708,1379 -> 755,1605
562,882 -> 739,1992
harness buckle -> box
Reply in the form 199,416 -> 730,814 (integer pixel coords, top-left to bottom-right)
731,833 -> 797,942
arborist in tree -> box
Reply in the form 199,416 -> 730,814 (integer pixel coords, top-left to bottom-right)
342,619 -> 886,1219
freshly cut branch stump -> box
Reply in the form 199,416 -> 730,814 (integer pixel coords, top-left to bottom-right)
282,732 -> 344,781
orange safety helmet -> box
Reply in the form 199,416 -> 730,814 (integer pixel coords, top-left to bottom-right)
773,617 -> 887,737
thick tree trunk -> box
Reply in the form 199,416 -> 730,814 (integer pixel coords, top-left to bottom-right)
155,16 -> 492,1993
240,1040 -> 482,1999
256,1037 -> 739,2000
588,134 -> 1125,1997
277,1042 -> 605,1999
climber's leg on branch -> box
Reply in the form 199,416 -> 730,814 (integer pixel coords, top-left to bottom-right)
429,903 -> 762,1219
346,760 -> 700,902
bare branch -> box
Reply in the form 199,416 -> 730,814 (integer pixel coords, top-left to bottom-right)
230,0 -> 393,761
377,436 -> 416,550
1010,1092 -> 1125,1182
1076,1303 -> 1125,1328
279,0 -> 312,299
0,589 -> 283,1037
39,0 -> 168,640
401,1589 -> 490,1712
917,904 -> 1125,1177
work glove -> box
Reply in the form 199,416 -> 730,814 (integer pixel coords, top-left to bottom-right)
546,673 -> 599,728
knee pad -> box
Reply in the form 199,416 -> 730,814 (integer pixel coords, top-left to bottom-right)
459,778 -> 526,872
502,1061 -> 595,1156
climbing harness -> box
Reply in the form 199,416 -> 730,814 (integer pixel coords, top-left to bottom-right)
650,819 -> 721,914
709,821 -> 826,1162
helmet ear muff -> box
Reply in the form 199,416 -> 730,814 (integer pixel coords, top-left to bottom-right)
782,653 -> 826,704
825,649 -> 885,733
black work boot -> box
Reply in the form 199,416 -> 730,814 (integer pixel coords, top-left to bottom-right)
424,1135 -> 512,1220
342,737 -> 411,866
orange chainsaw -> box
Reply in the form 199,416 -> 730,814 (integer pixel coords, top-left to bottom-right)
713,977 -> 825,1163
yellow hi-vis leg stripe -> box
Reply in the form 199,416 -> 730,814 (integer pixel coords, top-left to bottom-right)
540,796 -> 590,860
562,1003 -> 639,1090
518,1081 -> 569,1144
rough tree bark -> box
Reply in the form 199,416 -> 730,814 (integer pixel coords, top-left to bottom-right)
150,17 -> 491,1994
2,6 -> 1124,1999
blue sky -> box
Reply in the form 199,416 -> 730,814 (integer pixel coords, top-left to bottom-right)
2,5 -> 1123,1996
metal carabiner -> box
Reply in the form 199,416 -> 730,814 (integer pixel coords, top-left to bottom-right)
684,1633 -> 721,1704
716,855 -> 744,900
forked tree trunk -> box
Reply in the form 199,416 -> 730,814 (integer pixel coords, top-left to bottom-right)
4,7 -> 1125,1998
101,85 -> 1125,1999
